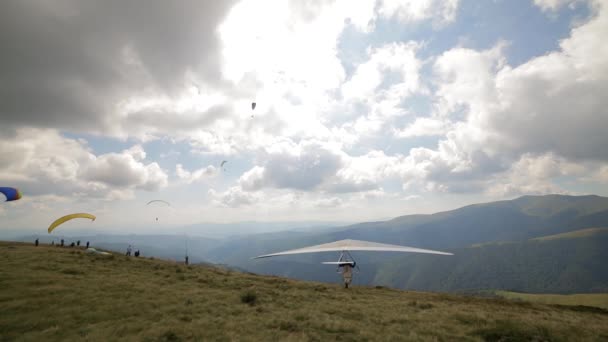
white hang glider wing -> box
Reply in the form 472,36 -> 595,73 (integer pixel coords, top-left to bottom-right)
253,239 -> 453,259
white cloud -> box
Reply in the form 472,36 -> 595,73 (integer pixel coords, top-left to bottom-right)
395,117 -> 451,137
175,164 -> 218,184
82,151 -> 167,191
533,0 -> 583,12
433,42 -> 507,118
391,1 -> 608,194
239,141 -> 344,191
314,197 -> 343,208
378,0 -> 460,26
0,129 -> 168,199
209,186 -> 260,208
342,42 -> 422,102
336,42 -> 425,140
486,153 -> 580,197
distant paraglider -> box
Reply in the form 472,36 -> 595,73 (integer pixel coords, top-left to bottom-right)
220,160 -> 228,171
146,200 -> 170,206
48,213 -> 96,234
251,102 -> 256,118
0,187 -> 22,202
146,200 -> 170,222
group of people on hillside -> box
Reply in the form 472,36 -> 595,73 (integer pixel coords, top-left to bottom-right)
35,238 -> 89,248
125,245 -> 140,257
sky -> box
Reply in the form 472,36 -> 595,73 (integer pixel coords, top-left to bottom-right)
1,0 -> 608,233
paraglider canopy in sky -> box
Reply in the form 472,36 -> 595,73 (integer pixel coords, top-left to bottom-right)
0,187 -> 22,202
146,200 -> 171,206
48,213 -> 96,234
146,200 -> 171,222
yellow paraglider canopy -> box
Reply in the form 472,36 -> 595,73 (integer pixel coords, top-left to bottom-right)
48,213 -> 96,234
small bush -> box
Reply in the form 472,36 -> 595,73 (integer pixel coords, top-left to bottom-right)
472,320 -> 554,342
278,321 -> 299,332
161,330 -> 181,342
408,301 -> 433,310
61,268 -> 83,275
418,303 -> 433,310
240,291 -> 257,306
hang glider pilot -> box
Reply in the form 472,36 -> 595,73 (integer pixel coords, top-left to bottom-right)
341,263 -> 353,288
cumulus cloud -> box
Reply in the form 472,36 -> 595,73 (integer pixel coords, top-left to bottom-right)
236,141 -> 406,194
486,153 -> 581,197
395,117 -> 451,137
0,129 -> 168,199
82,151 -> 167,191
0,1 -> 237,138
314,197 -> 343,208
239,141 -> 344,191
533,0 -> 583,12
339,42 -> 424,127
209,186 -> 259,208
387,1 -> 608,194
378,0 -> 460,26
175,164 -> 218,184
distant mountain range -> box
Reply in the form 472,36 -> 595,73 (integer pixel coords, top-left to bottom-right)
11,194 -> 608,293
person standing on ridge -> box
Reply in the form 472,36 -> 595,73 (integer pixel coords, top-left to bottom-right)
342,264 -> 353,289
35,238 -> 39,247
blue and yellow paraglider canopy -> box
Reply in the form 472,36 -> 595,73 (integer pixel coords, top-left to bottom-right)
0,187 -> 22,202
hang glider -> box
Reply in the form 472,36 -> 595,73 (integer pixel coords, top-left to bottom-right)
253,239 -> 453,288
253,239 -> 453,258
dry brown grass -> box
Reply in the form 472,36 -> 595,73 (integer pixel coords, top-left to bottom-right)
1,241 -> 607,341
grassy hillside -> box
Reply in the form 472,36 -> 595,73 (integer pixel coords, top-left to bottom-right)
1,242 -> 608,341
496,291 -> 608,310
